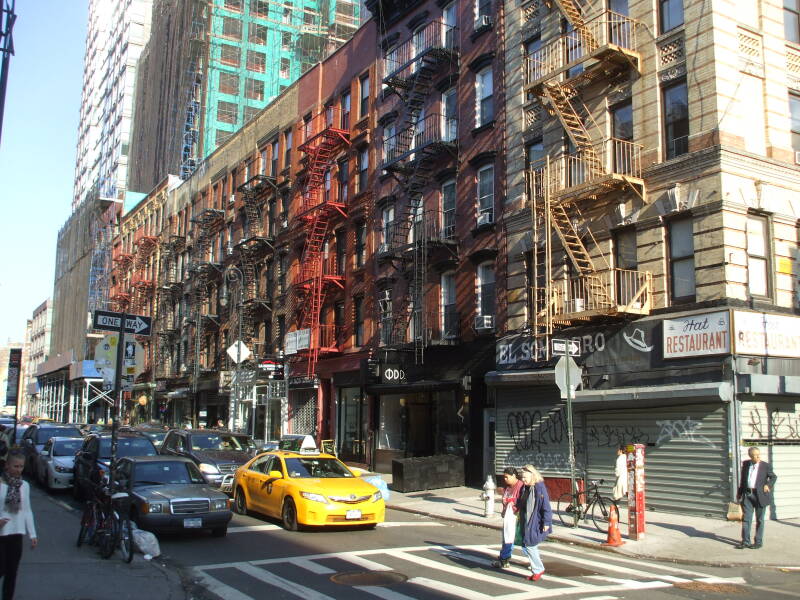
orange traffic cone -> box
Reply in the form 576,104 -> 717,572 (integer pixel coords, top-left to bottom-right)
601,504 -> 624,547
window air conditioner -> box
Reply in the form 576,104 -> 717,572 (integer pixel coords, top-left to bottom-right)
477,212 -> 493,227
474,15 -> 492,30
474,314 -> 494,330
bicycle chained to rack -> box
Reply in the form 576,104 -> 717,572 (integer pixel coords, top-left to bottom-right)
556,477 -> 619,532
76,473 -> 134,563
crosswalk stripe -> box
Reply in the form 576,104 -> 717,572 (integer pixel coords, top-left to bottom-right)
585,576 -> 675,589
291,558 -> 336,575
354,585 -> 419,600
341,553 -> 395,572
235,563 -> 337,600
191,567 -> 255,600
389,549 -> 523,592
540,548 -> 665,579
379,521 -> 445,527
228,521 -> 443,533
229,524 -> 281,533
497,579 -> 673,600
408,576 -> 494,600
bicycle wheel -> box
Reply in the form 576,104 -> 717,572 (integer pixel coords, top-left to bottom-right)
76,503 -> 95,547
590,496 -> 619,533
117,511 -> 134,563
557,492 -> 581,528
98,511 -> 119,559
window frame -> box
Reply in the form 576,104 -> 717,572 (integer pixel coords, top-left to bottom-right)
746,213 -> 771,299
662,79 -> 689,160
475,67 -> 494,127
667,216 -> 695,304
359,73 -> 370,118
476,261 -> 496,318
659,0 -> 684,34
476,164 -> 495,224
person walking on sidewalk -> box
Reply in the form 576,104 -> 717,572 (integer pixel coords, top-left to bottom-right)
0,449 -> 37,600
736,446 -> 777,550
515,465 -> 552,582
492,467 -> 523,569
613,445 -> 628,501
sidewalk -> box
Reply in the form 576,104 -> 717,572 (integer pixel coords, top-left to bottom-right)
380,478 -> 800,568
16,486 -> 187,600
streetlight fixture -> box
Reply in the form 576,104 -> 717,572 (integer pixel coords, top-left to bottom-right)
219,265 -> 244,432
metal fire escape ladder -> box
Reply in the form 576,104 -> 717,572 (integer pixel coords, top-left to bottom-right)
188,209 -> 223,372
542,83 -> 601,174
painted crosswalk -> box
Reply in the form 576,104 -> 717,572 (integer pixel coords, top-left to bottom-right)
191,542 -> 747,600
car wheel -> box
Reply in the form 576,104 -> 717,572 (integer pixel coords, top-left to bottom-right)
211,526 -> 227,537
282,498 -> 299,532
234,487 -> 248,515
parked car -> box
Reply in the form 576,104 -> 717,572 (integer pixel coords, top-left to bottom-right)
115,456 -> 232,537
232,449 -> 385,531
35,437 -> 83,490
20,424 -> 83,475
120,425 -> 169,450
0,423 -> 28,450
73,433 -> 158,500
160,429 -> 256,492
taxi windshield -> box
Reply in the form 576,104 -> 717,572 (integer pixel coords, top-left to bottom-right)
191,434 -> 253,452
284,457 -> 353,479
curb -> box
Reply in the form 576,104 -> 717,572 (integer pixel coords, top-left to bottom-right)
386,503 -> 796,570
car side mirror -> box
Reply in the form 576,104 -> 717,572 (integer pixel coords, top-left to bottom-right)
349,467 -> 364,477
268,470 -> 283,480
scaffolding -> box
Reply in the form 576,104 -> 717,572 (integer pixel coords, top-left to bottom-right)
524,4 -> 651,347
379,20 -> 459,364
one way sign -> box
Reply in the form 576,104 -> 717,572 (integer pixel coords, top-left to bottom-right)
93,310 -> 152,336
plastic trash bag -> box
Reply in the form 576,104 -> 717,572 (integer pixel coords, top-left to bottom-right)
132,526 -> 161,559
363,475 -> 390,501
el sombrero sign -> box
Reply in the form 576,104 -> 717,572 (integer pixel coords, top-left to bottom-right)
663,311 -> 730,359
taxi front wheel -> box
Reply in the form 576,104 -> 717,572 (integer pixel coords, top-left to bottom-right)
234,487 -> 248,515
282,498 -> 299,531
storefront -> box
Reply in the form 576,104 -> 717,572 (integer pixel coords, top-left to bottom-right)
252,379 -> 287,443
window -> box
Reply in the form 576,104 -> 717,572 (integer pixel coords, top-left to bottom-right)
611,100 -> 633,172
247,50 -> 266,72
284,129 -> 292,167
271,138 -> 279,175
323,169 -> 332,203
335,229 -> 346,275
281,31 -> 292,51
663,80 -> 689,159
787,0 -> 800,42
790,94 -> 800,154
245,78 -> 264,101
221,17 -> 242,39
441,179 -> 456,238
660,0 -> 684,33
443,2 -> 457,47
477,165 -> 494,224
219,72 -> 239,95
383,122 -> 396,163
225,0 -> 243,9
379,289 -> 393,345
244,106 -> 259,123
668,217 -> 695,302
476,0 -> 492,21
614,228 -> 638,305
476,262 -> 496,320
441,271 -> 457,338
278,254 -> 288,294
249,22 -> 267,45
359,73 -> 370,118
217,101 -> 238,124
334,302 -> 345,341
259,148 -> 267,175
525,139 -> 544,170
355,222 -> 366,267
280,57 -> 290,79
747,215 -> 770,297
442,88 -> 457,141
353,296 -> 364,346
283,7 -> 292,23
381,205 -> 395,251
358,148 -> 369,193
216,129 -> 233,146
341,91 -> 351,130
338,158 -> 349,205
476,67 -> 494,126
251,0 -> 269,18
277,316 -> 286,349
220,45 -> 240,66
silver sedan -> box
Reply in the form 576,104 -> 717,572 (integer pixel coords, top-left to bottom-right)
36,437 -> 83,491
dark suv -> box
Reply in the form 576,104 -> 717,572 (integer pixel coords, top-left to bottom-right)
73,433 -> 158,500
21,424 -> 82,475
160,429 -> 255,491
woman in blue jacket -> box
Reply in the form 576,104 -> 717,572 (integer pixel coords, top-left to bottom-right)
515,464 -> 552,581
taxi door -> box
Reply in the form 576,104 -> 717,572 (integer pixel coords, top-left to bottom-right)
242,454 -> 272,513
260,455 -> 288,518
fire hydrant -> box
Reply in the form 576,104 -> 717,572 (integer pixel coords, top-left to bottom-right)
480,474 -> 497,517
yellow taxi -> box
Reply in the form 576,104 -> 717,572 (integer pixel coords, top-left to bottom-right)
232,449 -> 385,530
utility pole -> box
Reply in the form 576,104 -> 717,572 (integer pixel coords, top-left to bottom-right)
108,311 -> 127,492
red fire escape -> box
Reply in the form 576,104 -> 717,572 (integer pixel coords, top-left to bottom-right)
110,247 -> 135,311
131,229 -> 159,314
291,107 -> 349,377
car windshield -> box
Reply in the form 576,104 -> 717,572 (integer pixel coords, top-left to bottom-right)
36,427 -> 82,443
14,428 -> 27,442
139,431 -> 167,444
284,457 -> 354,479
190,434 -> 253,452
53,440 -> 82,456
132,461 -> 205,485
99,437 -> 157,459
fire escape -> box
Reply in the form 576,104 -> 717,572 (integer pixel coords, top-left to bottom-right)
131,229 -> 158,315
110,248 -> 134,311
236,174 -> 277,350
525,5 -> 652,341
380,19 -> 459,364
156,233 -> 185,379
290,107 -> 350,378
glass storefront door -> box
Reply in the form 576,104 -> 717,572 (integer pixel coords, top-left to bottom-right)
337,387 -> 367,463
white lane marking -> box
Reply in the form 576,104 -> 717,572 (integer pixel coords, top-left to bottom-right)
191,567 -> 255,600
585,576 -> 675,589
228,524 -> 281,533
354,586 -> 418,600
380,521 -> 445,527
341,553 -> 395,572
291,558 -> 336,575
236,563 -> 337,600
580,597 -> 619,600
408,576 -> 493,600
694,576 -> 747,585
228,521 -> 442,533
389,549 -> 524,592
539,548 -> 658,580
497,580 -> 674,600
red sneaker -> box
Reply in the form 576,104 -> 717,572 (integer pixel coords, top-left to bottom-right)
527,571 -> 544,582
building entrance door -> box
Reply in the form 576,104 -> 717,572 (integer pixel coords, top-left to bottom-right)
337,387 -> 367,463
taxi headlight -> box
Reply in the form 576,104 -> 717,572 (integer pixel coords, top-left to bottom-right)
372,491 -> 382,503
145,502 -> 165,513
211,499 -> 229,511
199,463 -> 220,475
299,491 -> 329,504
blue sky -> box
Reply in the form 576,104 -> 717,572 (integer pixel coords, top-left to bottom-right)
0,0 -> 86,343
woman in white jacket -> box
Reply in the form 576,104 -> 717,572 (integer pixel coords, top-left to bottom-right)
613,445 -> 628,501
0,449 -> 37,600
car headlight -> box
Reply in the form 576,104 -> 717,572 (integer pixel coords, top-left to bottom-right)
211,499 -> 229,511
55,465 -> 73,473
145,502 -> 165,513
199,463 -> 220,475
372,491 -> 382,503
299,491 -> 328,504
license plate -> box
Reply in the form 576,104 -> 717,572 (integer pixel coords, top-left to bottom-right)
183,518 -> 203,528
345,510 -> 362,520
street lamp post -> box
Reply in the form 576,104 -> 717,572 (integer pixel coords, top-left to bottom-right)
220,266 -> 244,432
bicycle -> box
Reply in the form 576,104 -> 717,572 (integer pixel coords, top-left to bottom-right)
556,478 -> 619,532
76,481 -> 134,563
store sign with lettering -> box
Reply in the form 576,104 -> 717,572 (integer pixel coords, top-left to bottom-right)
733,311 -> 800,358
663,311 -> 730,358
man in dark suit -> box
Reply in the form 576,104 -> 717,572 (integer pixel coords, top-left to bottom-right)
736,446 -> 777,549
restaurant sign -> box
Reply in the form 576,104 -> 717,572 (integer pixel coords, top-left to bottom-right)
663,311 -> 730,359
733,311 -> 800,358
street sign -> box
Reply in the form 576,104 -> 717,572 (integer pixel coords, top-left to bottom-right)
121,339 -> 145,392
552,338 -> 580,357
227,340 -> 252,363
94,334 -> 119,390
554,356 -> 582,399
93,310 -> 152,336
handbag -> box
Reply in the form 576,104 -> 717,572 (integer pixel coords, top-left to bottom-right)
727,501 -> 743,521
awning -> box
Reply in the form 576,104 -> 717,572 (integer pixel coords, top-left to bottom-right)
572,381 -> 733,410
485,369 -> 556,387
167,387 -> 190,399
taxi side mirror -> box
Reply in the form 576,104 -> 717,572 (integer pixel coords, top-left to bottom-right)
349,467 -> 364,477
268,470 -> 283,480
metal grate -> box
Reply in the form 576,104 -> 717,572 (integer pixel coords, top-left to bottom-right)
292,394 -> 318,435
171,499 -> 210,514
217,463 -> 239,474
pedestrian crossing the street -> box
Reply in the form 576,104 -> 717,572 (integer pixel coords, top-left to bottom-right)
191,542 -> 747,600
